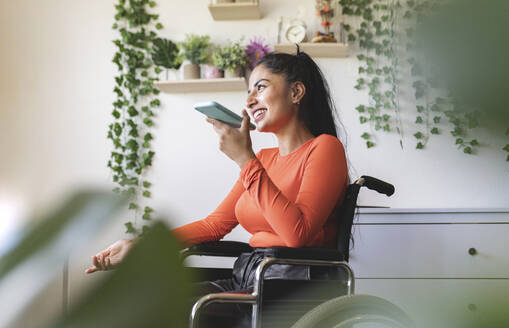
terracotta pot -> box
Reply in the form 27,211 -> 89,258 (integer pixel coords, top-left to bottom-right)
224,66 -> 244,78
202,65 -> 224,79
182,63 -> 200,80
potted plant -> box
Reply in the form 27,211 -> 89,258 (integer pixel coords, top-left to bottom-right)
151,38 -> 182,80
202,45 -> 224,79
245,36 -> 271,79
212,41 -> 249,78
179,34 -> 212,79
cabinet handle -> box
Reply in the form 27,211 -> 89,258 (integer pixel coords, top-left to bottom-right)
468,248 -> 477,256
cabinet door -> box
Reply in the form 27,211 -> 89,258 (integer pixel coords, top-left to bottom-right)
355,279 -> 509,328
349,224 -> 509,278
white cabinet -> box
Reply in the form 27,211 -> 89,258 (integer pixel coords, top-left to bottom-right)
350,208 -> 509,328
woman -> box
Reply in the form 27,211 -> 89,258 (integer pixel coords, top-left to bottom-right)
86,49 -> 348,325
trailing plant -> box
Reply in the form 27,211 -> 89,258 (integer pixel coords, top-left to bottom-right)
340,0 -> 507,159
212,40 -> 249,73
109,0 -> 163,235
179,34 -> 212,65
341,0 -> 402,149
151,37 -> 182,79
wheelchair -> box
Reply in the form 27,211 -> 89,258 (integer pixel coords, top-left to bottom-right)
182,176 -> 413,328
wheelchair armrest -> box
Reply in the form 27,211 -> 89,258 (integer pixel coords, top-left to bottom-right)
182,241 -> 253,259
257,246 -> 345,262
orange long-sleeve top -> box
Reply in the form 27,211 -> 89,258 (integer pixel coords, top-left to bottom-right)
172,134 -> 348,249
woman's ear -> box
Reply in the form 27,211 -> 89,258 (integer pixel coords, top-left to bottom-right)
290,81 -> 306,105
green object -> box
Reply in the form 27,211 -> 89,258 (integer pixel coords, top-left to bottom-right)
50,222 -> 191,328
340,0 -> 508,159
109,0 -> 162,235
179,34 -> 212,65
151,37 -> 182,70
0,191 -> 127,325
212,41 -> 249,72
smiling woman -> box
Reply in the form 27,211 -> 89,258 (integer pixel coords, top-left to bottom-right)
87,48 -> 349,327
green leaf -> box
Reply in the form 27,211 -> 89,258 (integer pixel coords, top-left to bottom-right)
366,141 -> 375,148
142,213 -> 151,220
383,124 -> 390,132
416,105 -> 425,113
413,132 -> 423,139
361,132 -> 370,140
464,147 -> 472,154
150,99 -> 160,107
149,1 -> 156,7
128,203 -> 138,210
112,110 -> 121,119
144,206 -> 153,213
355,105 -> 365,113
470,139 -> 479,146
431,127 -> 439,134
433,116 -> 441,124
143,181 -> 152,188
128,106 -> 139,117
415,116 -> 423,124
503,144 -> 509,152
124,221 -> 137,234
383,114 -> 390,121
456,138 -> 464,145
143,118 -> 153,127
416,142 -> 424,149
143,190 -> 151,198
359,116 -> 368,124
155,23 -> 163,30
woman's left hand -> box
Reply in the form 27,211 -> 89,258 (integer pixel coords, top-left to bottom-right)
206,109 -> 255,168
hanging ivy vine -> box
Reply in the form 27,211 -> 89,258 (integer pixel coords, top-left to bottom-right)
108,0 -> 163,235
339,0 -> 508,160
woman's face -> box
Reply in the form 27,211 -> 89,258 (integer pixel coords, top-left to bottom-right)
246,65 -> 297,133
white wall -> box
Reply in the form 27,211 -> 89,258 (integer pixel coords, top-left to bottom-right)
1,0 -> 508,326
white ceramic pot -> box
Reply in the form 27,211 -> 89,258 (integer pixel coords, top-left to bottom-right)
224,66 -> 244,78
182,63 -> 200,80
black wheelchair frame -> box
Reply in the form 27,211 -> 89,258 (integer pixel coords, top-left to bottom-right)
182,176 -> 398,328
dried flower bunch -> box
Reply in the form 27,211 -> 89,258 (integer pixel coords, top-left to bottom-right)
316,0 -> 335,35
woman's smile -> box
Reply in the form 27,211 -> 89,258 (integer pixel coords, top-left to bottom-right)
246,65 -> 296,133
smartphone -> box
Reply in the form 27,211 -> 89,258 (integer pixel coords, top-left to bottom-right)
193,101 -> 256,129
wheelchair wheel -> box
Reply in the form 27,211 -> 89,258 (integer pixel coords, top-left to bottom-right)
290,294 -> 413,328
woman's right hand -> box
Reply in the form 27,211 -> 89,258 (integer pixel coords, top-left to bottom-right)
85,238 -> 136,274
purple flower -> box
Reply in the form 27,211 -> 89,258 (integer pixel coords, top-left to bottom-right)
245,37 -> 272,70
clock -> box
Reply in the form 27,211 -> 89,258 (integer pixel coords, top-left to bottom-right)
285,21 -> 307,43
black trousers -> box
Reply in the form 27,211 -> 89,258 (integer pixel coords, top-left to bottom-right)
188,251 -> 311,328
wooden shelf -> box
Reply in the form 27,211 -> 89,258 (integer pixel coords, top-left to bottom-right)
208,2 -> 261,21
274,43 -> 349,58
155,78 -> 247,93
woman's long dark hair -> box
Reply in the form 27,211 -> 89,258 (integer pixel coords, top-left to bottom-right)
256,48 -> 356,251
255,48 -> 339,138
